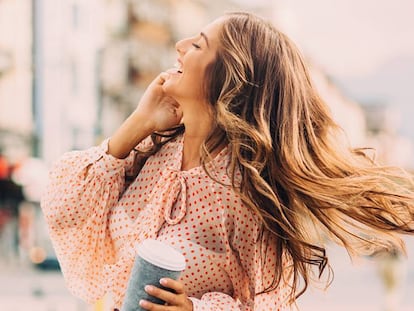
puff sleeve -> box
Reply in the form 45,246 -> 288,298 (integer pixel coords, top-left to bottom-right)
40,138 -> 150,303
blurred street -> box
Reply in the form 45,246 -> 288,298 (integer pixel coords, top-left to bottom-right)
0,264 -> 88,311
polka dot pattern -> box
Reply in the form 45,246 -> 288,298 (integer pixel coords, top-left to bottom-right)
41,135 -> 292,310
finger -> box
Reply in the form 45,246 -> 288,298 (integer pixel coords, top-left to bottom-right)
148,72 -> 169,89
158,72 -> 170,85
139,299 -> 171,311
160,278 -> 186,294
145,285 -> 180,306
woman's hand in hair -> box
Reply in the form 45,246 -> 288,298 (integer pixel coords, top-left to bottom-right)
139,278 -> 193,311
134,72 -> 183,133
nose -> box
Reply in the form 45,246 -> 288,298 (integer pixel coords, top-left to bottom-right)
175,37 -> 190,55
175,39 -> 185,55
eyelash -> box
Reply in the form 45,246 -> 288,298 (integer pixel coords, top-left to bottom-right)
192,43 -> 201,49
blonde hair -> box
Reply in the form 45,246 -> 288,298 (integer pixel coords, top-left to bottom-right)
200,12 -> 414,301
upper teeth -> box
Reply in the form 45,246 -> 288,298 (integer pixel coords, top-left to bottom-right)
174,62 -> 183,72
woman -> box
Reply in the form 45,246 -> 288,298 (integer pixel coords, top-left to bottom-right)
41,12 -> 414,310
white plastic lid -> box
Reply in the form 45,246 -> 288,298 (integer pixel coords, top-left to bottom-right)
136,239 -> 186,271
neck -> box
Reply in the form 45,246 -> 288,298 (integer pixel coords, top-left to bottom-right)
180,101 -> 214,171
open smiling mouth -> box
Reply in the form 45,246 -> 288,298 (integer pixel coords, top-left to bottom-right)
166,63 -> 183,76
174,62 -> 183,74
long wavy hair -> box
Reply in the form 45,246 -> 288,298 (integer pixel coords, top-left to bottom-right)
139,12 -> 414,302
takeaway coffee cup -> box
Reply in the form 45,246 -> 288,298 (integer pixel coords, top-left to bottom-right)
120,239 -> 186,311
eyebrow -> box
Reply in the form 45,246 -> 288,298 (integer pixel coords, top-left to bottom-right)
200,32 -> 210,48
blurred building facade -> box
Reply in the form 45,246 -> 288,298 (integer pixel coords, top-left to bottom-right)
0,0 -> 411,168
27,0 -> 276,165
35,0 -> 107,165
0,0 -> 33,163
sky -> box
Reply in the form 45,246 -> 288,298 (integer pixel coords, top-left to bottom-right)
275,0 -> 414,77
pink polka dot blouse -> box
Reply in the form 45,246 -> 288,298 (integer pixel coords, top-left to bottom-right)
41,135 -> 292,310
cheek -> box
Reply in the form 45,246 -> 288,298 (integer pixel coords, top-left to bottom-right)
175,74 -> 205,97
184,64 -> 210,93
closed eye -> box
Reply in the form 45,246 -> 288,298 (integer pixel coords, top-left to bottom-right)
192,43 -> 201,49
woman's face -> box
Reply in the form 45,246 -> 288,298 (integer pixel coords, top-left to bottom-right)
162,18 -> 223,105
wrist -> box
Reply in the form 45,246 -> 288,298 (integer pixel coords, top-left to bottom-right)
108,112 -> 154,159
129,110 -> 156,137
